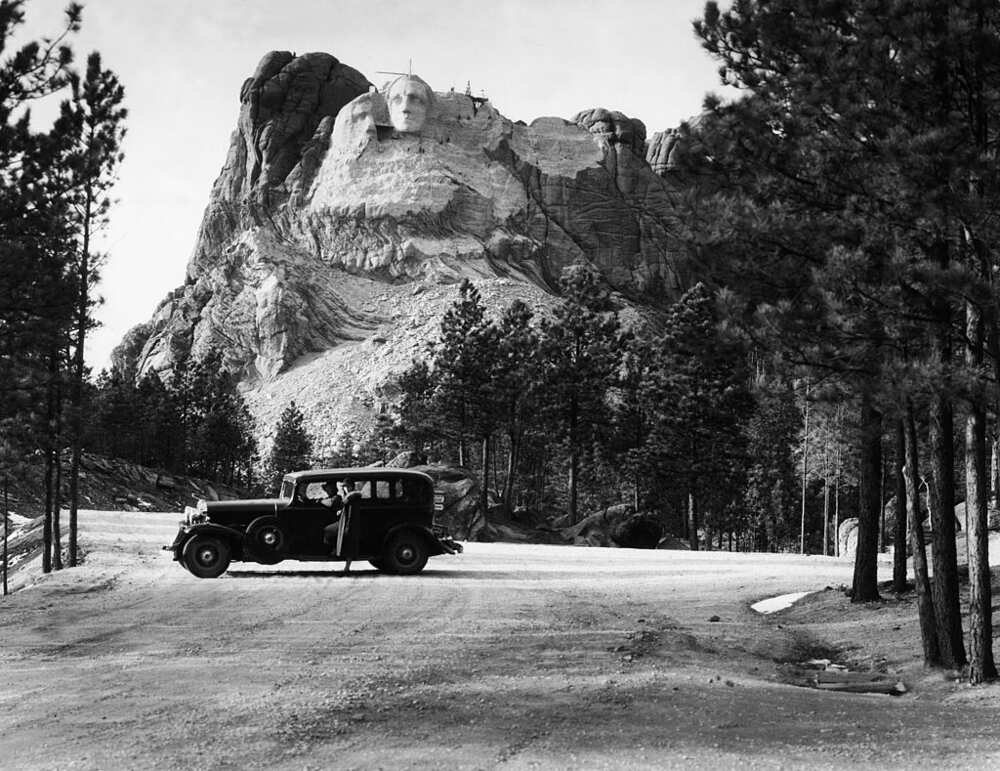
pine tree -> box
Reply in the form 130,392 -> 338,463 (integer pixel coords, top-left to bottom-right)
744,375 -> 800,552
537,266 -> 620,524
493,301 -> 540,517
0,2 -> 84,572
136,372 -> 181,469
607,328 -> 653,513
59,50 -> 126,567
183,352 -> 257,484
903,401 -> 941,667
429,280 -> 502,524
639,283 -> 753,550
378,359 -> 445,459
265,401 -> 313,494
428,280 -> 479,465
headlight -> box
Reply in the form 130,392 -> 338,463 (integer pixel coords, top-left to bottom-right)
196,499 -> 208,514
184,504 -> 208,525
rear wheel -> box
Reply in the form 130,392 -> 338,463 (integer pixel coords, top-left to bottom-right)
244,516 -> 288,565
182,535 -> 231,578
382,531 -> 429,575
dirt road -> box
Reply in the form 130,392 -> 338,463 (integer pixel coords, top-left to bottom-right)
1,511 -> 998,769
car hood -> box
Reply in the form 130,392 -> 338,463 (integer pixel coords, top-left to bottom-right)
205,499 -> 286,514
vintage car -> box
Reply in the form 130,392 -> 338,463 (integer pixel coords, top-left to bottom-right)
164,468 -> 462,578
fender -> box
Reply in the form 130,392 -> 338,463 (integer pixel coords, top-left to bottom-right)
168,522 -> 244,560
382,523 -> 461,556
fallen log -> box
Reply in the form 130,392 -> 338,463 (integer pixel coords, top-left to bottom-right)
814,670 -> 907,695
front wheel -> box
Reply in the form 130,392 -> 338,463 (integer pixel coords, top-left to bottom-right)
382,531 -> 429,575
182,535 -> 232,578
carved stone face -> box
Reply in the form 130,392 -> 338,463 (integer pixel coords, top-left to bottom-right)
332,91 -> 389,148
387,76 -> 432,134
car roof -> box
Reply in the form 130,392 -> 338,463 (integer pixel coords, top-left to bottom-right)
284,468 -> 433,484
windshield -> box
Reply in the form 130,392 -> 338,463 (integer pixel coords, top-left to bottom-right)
279,478 -> 295,500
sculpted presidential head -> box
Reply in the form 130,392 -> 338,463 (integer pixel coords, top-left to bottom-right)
331,90 -> 389,149
385,74 -> 433,134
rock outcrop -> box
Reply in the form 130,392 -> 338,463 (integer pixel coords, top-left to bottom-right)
562,504 -> 666,548
115,51 -> 689,452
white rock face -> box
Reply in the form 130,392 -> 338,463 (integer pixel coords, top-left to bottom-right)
115,53 -> 687,449
304,90 -> 611,284
245,277 -> 558,457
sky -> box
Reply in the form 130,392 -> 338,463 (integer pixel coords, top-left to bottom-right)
18,0 -> 734,371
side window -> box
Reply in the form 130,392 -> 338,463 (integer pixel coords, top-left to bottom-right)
393,479 -> 405,500
301,482 -> 327,501
400,478 -> 430,504
357,481 -> 373,500
376,480 -> 391,500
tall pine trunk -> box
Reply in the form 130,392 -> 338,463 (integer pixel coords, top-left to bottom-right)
688,490 -> 698,551
822,476 -> 831,556
52,434 -> 63,571
3,477 -> 8,596
892,420 -> 908,593
962,11 -> 995,681
42,347 -> 60,574
800,385 -> 809,554
852,389 -> 881,602
43,441 -> 54,574
928,320 -> 966,666
501,429 -> 519,518
966,301 -> 996,683
479,435 -> 491,528
568,450 -> 578,526
923,23 -> 966,650
993,434 -> 1000,502
834,452 -> 841,556
52,353 -> 65,572
68,184 -> 93,568
904,402 -> 941,667
567,396 -> 579,525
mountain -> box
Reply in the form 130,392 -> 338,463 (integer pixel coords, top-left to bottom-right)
113,51 -> 689,454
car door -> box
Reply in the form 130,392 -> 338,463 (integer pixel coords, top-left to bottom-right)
285,479 -> 341,557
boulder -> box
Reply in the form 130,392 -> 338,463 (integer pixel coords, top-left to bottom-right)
385,450 -> 427,469
562,504 -> 664,549
412,465 -> 481,538
610,512 -> 664,549
657,534 -> 691,550
156,474 -> 177,490
838,517 -> 859,558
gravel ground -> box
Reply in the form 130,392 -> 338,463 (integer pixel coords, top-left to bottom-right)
1,510 -> 999,770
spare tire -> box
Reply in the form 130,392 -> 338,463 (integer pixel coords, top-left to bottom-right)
244,515 -> 288,565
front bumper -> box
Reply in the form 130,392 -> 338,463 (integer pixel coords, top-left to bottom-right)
163,525 -> 192,560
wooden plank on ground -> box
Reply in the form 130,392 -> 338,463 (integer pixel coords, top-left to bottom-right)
814,670 -> 907,694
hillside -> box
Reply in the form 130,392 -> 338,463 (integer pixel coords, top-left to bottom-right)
1,453 -> 245,591
112,52 -> 688,454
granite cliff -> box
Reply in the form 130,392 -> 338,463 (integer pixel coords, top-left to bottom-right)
115,52 -> 690,453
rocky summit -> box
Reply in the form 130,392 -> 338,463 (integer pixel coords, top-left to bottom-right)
114,52 -> 689,453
